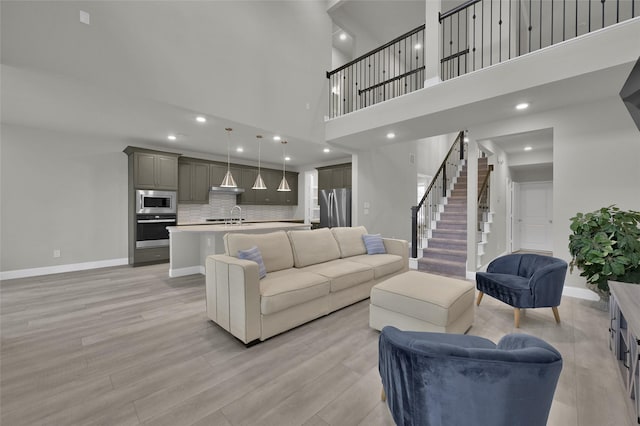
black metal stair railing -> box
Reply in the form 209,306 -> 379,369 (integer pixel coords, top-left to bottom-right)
477,163 -> 494,232
411,132 -> 466,258
439,0 -> 638,80
326,25 -> 425,119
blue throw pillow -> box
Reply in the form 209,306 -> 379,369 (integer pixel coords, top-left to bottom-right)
362,234 -> 386,255
237,246 -> 267,279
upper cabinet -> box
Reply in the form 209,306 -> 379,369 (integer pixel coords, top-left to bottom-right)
178,158 -> 211,204
317,163 -> 352,192
124,147 -> 180,191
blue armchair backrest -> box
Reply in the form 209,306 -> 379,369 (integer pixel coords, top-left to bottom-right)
379,326 -> 563,426
488,253 -> 567,279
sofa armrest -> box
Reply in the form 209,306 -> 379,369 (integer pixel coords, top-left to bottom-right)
206,254 -> 261,344
383,238 -> 409,271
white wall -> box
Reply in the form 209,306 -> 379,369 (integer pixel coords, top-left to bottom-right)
1,124 -> 128,272
476,140 -> 510,264
354,141 -> 417,240
1,1 -> 332,144
469,95 -> 640,288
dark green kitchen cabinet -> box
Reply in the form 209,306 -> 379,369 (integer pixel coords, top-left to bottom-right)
239,168 -> 258,204
278,172 -> 298,205
210,163 -> 242,189
124,147 -> 180,191
178,159 -> 210,204
317,163 -> 351,192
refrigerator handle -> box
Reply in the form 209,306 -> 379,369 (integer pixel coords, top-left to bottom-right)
329,191 -> 335,228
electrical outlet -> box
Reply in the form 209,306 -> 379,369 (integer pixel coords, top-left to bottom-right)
53,249 -> 61,258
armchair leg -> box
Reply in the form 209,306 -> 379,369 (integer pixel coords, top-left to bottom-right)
514,308 -> 521,328
476,292 -> 484,306
552,306 -> 561,324
381,387 -> 386,401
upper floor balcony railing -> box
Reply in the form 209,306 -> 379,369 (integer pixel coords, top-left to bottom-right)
326,25 -> 425,119
327,0 -> 637,118
440,0 -> 638,80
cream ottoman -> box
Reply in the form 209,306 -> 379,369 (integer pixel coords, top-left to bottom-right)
369,271 -> 474,334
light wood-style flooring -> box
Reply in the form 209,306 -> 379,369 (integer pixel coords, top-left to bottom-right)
0,263 -> 635,425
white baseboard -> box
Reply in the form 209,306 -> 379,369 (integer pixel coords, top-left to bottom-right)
169,266 -> 205,278
0,258 -> 129,281
562,286 -> 600,301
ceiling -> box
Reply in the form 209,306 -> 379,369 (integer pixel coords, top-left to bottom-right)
1,1 -> 361,169
487,128 -> 553,155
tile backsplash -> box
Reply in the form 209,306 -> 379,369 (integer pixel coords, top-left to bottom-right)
178,193 -> 296,224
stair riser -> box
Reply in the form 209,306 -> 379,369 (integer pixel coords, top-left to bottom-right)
417,261 -> 466,278
422,250 -> 467,263
431,230 -> 466,240
437,222 -> 467,231
428,239 -> 467,250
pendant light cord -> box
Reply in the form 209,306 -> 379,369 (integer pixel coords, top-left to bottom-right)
225,128 -> 232,173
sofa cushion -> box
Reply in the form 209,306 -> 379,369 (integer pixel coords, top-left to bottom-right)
331,226 -> 368,258
301,259 -> 374,292
287,228 -> 341,268
224,231 -> 294,273
362,234 -> 386,254
259,269 -> 330,315
349,254 -> 404,279
236,246 -> 267,279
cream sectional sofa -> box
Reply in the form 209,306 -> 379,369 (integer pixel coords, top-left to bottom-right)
205,226 -> 409,344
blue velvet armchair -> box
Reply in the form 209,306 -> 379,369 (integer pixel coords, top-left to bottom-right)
475,253 -> 568,327
379,326 -> 563,426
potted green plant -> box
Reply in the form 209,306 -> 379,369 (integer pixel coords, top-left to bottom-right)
568,205 -> 640,298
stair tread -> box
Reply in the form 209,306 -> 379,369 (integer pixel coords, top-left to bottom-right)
423,247 -> 466,255
418,257 -> 466,266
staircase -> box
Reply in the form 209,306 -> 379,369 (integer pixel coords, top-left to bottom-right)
417,157 -> 490,278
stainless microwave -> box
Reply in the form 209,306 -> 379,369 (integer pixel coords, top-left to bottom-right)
136,190 -> 176,215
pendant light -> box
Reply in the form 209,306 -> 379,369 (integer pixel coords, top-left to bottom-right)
252,135 -> 267,190
277,140 -> 291,192
220,127 -> 237,187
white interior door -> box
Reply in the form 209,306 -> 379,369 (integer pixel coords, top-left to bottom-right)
514,182 -> 553,252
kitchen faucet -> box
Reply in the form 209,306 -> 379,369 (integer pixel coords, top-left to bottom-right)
230,205 -> 242,226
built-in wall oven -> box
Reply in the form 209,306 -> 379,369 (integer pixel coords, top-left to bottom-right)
135,190 -> 176,249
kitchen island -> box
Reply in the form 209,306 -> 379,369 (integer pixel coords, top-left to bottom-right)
167,222 -> 310,277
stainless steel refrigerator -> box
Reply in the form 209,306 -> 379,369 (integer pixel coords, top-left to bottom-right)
319,188 -> 351,228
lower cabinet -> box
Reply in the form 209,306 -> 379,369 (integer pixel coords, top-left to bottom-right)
134,247 -> 169,264
609,282 -> 640,424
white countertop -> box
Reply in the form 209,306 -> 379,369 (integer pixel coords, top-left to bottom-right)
168,222 -> 309,233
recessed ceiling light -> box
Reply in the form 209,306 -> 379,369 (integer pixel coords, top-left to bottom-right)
339,33 -> 347,41
524,146 -> 533,151
195,116 -> 206,123
285,156 -> 291,161
167,134 -> 177,141
323,148 -> 331,153
516,103 -> 529,110
236,147 -> 244,153
387,132 -> 396,139
414,43 -> 422,49
273,135 -> 281,141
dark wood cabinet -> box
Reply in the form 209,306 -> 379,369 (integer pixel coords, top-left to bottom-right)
239,168 -> 258,204
278,172 -> 298,205
178,159 -> 210,204
124,146 -> 181,266
129,151 -> 179,190
317,163 -> 352,192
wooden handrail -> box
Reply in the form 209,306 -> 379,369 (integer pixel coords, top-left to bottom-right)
416,131 -> 464,210
439,0 -> 482,22
477,164 -> 494,202
326,24 -> 425,78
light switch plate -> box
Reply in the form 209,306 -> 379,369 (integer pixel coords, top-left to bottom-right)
80,10 -> 90,25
